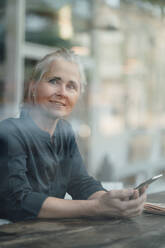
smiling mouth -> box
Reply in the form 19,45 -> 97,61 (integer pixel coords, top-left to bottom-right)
49,101 -> 66,107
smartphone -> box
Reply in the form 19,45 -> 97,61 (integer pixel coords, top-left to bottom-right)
130,174 -> 163,199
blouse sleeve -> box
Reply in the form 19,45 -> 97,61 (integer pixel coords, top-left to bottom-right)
66,124 -> 106,200
0,123 -> 47,222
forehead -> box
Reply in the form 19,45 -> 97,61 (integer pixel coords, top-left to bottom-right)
43,58 -> 81,82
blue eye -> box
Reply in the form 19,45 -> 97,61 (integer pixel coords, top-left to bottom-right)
48,78 -> 57,84
67,82 -> 77,91
68,84 -> 74,89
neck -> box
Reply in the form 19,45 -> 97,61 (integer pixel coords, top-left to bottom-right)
29,107 -> 59,137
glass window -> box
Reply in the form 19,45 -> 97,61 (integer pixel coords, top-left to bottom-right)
3,0 -> 165,191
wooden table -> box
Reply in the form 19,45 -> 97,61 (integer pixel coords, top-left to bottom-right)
0,192 -> 165,248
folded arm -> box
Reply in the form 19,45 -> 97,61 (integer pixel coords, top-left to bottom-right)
38,188 -> 147,219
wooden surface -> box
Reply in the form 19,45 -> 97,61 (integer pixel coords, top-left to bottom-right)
0,192 -> 165,248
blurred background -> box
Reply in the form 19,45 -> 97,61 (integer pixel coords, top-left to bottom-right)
0,0 -> 165,193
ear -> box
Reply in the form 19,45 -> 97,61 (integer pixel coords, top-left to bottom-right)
30,80 -> 36,93
27,80 -> 36,103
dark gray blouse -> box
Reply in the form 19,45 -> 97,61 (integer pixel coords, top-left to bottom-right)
0,111 -> 105,222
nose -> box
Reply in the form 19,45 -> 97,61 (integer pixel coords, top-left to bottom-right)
56,83 -> 67,97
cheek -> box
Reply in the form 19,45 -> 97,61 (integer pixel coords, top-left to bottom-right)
35,85 -> 51,103
69,94 -> 79,109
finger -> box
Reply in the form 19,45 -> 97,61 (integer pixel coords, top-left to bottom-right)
108,189 -> 134,200
121,198 -> 145,217
123,192 -> 146,210
132,189 -> 139,199
139,191 -> 147,203
122,196 -> 130,201
124,189 -> 139,201
120,192 -> 147,218
123,206 -> 144,218
129,189 -> 139,200
139,185 -> 147,195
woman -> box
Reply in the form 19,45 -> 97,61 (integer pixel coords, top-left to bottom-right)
0,48 -> 146,222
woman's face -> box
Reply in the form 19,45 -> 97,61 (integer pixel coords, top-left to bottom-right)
33,58 -> 81,119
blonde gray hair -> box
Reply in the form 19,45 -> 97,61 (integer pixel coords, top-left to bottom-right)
24,48 -> 86,103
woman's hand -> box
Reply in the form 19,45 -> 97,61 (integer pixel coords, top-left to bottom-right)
95,188 -> 147,218
38,188 -> 147,219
